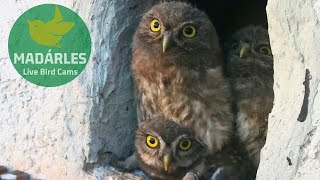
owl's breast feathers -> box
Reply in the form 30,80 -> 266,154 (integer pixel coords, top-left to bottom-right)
132,59 -> 233,153
231,69 -> 274,167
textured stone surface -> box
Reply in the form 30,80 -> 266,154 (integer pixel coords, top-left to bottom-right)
87,0 -> 157,162
257,0 -> 320,179
0,0 -> 156,179
0,0 -> 94,179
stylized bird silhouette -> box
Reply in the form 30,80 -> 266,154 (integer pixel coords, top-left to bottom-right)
27,5 -> 74,48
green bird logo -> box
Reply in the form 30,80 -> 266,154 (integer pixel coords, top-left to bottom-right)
27,5 -> 75,48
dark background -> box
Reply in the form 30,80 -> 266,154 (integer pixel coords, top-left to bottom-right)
189,0 -> 268,41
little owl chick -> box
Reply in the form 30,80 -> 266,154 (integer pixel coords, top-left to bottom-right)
225,25 -> 274,168
132,1 -> 233,160
135,118 -> 206,180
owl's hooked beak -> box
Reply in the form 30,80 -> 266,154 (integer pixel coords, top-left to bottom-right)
162,33 -> 174,53
240,43 -> 251,58
163,154 -> 171,172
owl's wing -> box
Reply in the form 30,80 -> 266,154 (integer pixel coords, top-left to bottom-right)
134,83 -> 155,123
136,96 -> 151,123
134,86 -> 143,123
136,102 -> 144,123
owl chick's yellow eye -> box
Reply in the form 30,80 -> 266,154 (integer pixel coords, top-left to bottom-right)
146,135 -> 159,148
182,25 -> 197,38
259,45 -> 272,55
179,139 -> 192,151
150,19 -> 161,32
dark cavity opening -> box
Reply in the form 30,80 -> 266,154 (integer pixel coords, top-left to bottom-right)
189,0 -> 268,41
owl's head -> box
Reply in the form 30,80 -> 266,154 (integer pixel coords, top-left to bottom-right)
225,26 -> 273,77
135,118 -> 206,178
133,2 -> 221,67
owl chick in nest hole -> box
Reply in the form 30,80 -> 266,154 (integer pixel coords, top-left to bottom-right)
225,25 -> 274,170
110,117 -> 255,180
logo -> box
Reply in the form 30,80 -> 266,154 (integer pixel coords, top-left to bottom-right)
8,4 -> 91,87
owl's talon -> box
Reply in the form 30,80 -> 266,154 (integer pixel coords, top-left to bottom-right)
182,172 -> 199,180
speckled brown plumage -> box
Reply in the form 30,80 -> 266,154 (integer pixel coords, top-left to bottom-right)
225,25 -> 274,167
132,2 -> 233,160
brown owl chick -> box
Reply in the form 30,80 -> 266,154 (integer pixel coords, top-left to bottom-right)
225,25 -> 274,167
135,118 -> 207,180
132,1 -> 233,158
